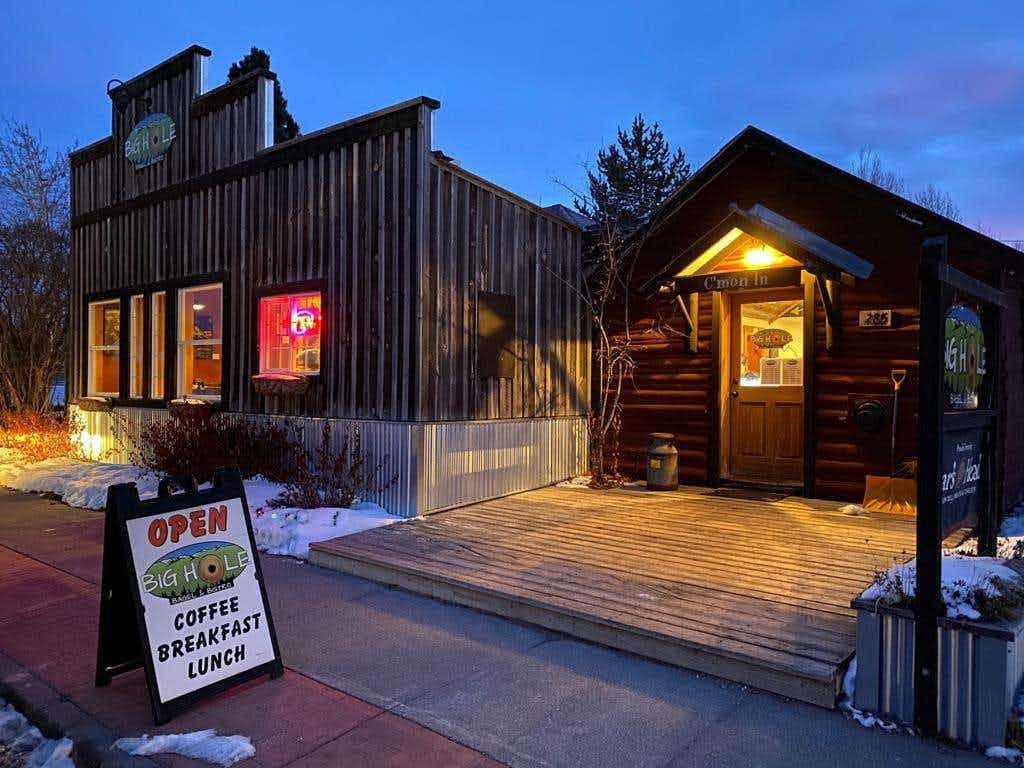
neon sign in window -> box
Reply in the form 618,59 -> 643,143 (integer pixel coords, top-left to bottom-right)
258,292 -> 321,374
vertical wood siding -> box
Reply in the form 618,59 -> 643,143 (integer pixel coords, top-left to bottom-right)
421,159 -> 589,421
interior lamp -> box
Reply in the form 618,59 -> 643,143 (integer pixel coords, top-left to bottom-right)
743,246 -> 777,268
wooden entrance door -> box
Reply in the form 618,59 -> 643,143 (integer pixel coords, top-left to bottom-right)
728,292 -> 804,485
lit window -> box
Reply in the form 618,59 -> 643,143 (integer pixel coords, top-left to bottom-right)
178,284 -> 223,400
150,292 -> 165,399
258,292 -> 321,374
129,294 -> 144,398
87,300 -> 120,396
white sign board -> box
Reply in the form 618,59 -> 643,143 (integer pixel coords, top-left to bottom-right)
124,497 -> 277,703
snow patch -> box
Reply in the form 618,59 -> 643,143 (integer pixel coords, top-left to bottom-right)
837,658 -> 903,732
113,729 -> 254,766
0,456 -> 158,509
986,745 -> 1023,764
0,697 -> 74,768
557,475 -> 594,488
840,503 -> 869,516
0,457 -> 402,560
862,556 -> 1021,621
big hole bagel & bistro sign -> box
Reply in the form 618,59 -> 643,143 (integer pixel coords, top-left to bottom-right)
95,467 -> 283,724
124,112 -> 176,169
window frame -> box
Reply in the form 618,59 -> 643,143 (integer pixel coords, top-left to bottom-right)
81,272 -> 227,408
86,297 -> 123,397
128,293 -> 145,399
257,289 -> 324,376
177,282 -> 225,402
150,291 -> 166,400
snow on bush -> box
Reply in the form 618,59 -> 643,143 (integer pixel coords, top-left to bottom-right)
862,556 -> 1022,621
113,729 -> 254,766
0,697 -> 74,768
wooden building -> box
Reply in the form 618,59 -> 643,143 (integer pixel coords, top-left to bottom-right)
620,126 -> 1024,510
68,45 -> 588,517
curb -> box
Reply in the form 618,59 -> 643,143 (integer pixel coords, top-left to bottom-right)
0,653 -> 155,768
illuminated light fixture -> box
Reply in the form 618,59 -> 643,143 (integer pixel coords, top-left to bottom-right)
743,247 -> 777,268
290,307 -> 319,336
192,303 -> 206,311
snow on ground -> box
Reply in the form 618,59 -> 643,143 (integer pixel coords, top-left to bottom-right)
245,477 -> 398,559
0,697 -> 74,768
861,556 -> 1020,621
557,475 -> 594,489
0,456 -> 159,508
0,456 -> 401,560
837,659 -> 903,732
113,730 -> 254,766
954,507 -> 1024,560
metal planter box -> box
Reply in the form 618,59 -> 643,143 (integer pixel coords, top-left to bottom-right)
852,597 -> 1024,747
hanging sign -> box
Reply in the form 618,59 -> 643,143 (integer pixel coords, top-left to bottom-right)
944,303 -> 987,410
124,113 -> 176,169
939,426 -> 984,533
95,468 -> 283,724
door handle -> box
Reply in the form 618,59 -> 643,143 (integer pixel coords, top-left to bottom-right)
729,390 -> 739,398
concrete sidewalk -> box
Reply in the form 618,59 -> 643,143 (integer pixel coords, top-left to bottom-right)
0,488 -> 994,768
0,490 -> 498,768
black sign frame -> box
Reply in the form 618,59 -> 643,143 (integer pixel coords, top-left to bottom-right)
95,467 -> 284,725
915,237 -> 1005,735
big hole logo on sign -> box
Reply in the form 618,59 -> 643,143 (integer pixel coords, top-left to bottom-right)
944,304 -> 987,410
124,113 -> 176,169
126,498 -> 275,702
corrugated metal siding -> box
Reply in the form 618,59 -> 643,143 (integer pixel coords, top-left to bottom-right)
418,416 -> 587,512
70,407 -> 585,518
855,605 -> 1024,747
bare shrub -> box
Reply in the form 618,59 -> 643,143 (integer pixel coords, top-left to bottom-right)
0,409 -> 77,463
270,422 -> 396,511
117,409 -> 302,484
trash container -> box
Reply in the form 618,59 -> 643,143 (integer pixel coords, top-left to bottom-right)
646,433 -> 678,490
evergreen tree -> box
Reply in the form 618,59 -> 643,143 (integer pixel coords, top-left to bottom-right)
227,47 -> 300,144
576,115 -> 690,234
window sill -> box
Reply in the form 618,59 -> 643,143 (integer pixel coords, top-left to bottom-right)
251,372 -> 314,397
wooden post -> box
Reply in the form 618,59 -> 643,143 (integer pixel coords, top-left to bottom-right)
688,292 -> 699,354
914,236 -> 947,737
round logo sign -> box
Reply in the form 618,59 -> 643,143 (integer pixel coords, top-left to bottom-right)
944,304 -> 986,409
124,112 -> 176,169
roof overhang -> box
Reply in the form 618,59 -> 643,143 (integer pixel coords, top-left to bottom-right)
643,203 -> 874,294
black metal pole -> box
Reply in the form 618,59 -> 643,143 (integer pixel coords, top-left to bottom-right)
914,236 -> 946,736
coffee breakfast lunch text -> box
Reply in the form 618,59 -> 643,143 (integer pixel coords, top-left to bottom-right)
156,596 -> 263,679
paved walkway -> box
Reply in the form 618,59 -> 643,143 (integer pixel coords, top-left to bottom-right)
0,490 -> 498,768
0,488 -> 993,768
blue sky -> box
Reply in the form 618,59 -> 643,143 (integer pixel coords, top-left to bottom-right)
2,1 -> 1021,238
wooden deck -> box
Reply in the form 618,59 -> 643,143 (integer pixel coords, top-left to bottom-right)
309,484 -> 916,708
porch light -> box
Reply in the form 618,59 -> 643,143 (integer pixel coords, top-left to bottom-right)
743,247 -> 777,268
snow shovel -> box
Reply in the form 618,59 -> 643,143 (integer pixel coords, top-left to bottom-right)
862,369 -> 917,515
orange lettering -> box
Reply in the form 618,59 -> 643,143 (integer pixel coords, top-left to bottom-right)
148,519 -> 167,547
189,508 -> 206,537
169,514 -> 188,543
208,505 -> 227,534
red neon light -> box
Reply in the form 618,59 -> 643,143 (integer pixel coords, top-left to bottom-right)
290,307 -> 318,336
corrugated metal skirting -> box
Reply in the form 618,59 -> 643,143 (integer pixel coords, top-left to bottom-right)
68,406 -> 586,518
855,605 -> 1024,747
417,417 -> 587,513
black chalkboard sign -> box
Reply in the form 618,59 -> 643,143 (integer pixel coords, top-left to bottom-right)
95,467 -> 283,724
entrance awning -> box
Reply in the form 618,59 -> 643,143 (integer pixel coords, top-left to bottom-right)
648,203 -> 874,353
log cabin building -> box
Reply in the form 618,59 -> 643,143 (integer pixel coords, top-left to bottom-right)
620,126 -> 1024,512
68,45 -> 588,517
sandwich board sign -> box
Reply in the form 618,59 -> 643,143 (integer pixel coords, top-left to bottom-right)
95,467 -> 283,724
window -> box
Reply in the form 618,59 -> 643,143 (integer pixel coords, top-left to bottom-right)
87,299 -> 120,396
258,291 -> 321,374
129,294 -> 144,398
738,300 -> 803,387
150,292 -> 165,399
178,284 -> 223,400
477,291 -> 515,379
